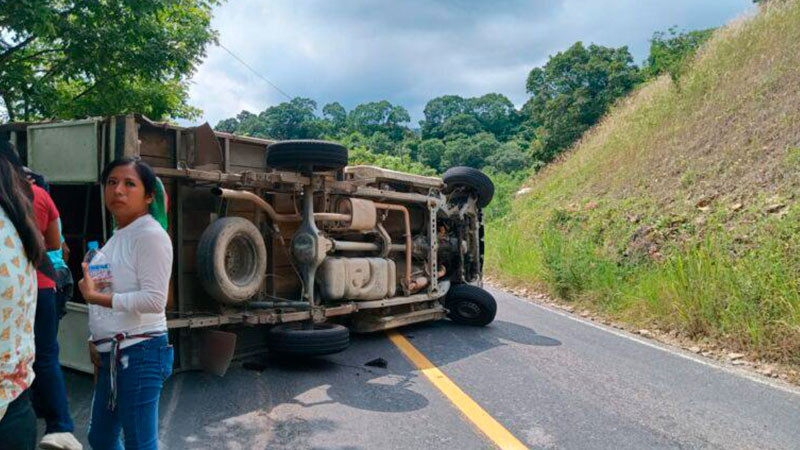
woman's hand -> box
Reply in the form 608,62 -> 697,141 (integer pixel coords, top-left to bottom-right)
79,263 -> 113,308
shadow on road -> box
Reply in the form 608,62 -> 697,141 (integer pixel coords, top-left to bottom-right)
61,318 -> 555,449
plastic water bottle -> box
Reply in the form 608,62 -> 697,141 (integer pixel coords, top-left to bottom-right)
84,241 -> 113,294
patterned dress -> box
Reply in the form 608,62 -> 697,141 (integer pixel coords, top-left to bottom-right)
0,207 -> 37,420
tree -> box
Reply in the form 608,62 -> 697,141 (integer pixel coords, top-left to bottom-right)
322,102 -> 348,134
485,142 -> 532,173
644,27 -> 714,83
215,118 -> 239,133
0,0 -> 219,122
367,132 -> 395,155
420,95 -> 470,139
417,139 -> 446,171
470,93 -> 520,141
441,132 -> 500,169
348,100 -> 410,140
258,97 -> 322,140
440,113 -> 483,137
525,42 -> 641,162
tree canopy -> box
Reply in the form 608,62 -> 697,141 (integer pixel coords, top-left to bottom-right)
644,27 -> 714,82
524,42 -> 641,162
0,0 -> 219,122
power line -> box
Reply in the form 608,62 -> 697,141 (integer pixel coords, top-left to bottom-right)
217,43 -> 294,101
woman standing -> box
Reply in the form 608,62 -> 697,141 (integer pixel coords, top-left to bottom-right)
0,141 -> 45,450
78,158 -> 173,450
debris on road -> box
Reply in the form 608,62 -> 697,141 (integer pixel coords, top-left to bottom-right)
365,358 -> 388,369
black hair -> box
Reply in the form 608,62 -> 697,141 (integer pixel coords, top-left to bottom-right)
100,157 -> 157,197
0,140 -> 45,265
23,167 -> 50,192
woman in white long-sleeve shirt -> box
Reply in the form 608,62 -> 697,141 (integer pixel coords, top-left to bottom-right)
79,158 -> 173,450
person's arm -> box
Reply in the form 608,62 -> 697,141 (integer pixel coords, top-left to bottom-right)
61,241 -> 70,263
111,232 -> 173,314
42,189 -> 60,250
44,219 -> 60,250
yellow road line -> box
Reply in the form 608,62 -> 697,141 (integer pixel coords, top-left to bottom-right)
387,330 -> 529,450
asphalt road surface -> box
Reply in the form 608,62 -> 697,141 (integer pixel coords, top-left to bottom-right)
56,288 -> 800,449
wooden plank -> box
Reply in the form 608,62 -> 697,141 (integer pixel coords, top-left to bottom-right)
140,154 -> 172,169
183,211 -> 213,241
181,273 -> 219,312
182,241 -> 197,274
226,199 -> 258,213
223,137 -> 230,173
175,183 -> 186,313
139,126 -> 175,159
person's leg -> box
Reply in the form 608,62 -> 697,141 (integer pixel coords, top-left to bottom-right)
117,337 -> 173,450
87,353 -> 123,450
0,390 -> 37,450
32,288 -> 76,433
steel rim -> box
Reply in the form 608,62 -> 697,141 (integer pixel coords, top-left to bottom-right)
225,235 -> 257,286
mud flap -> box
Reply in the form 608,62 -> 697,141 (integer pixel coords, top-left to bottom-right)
199,329 -> 237,377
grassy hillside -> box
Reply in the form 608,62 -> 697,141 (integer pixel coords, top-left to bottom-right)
487,0 -> 800,366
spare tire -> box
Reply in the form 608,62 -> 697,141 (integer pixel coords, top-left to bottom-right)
197,217 -> 267,304
266,140 -> 348,172
267,322 -> 350,356
445,284 -> 497,326
443,166 -> 494,208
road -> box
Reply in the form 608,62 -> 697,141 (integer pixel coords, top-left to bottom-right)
57,288 -> 800,449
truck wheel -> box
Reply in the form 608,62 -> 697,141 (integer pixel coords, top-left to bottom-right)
266,140 -> 348,172
197,217 -> 267,304
443,166 -> 495,208
445,284 -> 497,326
267,323 -> 350,356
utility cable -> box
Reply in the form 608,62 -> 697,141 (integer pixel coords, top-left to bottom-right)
217,43 -> 294,101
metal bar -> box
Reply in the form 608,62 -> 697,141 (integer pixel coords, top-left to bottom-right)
99,121 -> 107,241
166,314 -> 243,329
174,129 -> 181,168
429,203 -> 439,294
351,306 -> 447,332
314,212 -> 351,222
247,301 -> 309,309
9,131 -> 17,155
81,186 -> 91,250
354,283 -> 448,310
152,166 -> 309,186
331,240 -> 380,252
212,187 -> 301,222
374,202 -> 415,292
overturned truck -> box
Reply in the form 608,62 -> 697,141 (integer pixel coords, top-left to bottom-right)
0,115 -> 496,373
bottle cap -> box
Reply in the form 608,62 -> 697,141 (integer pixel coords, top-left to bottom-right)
87,241 -> 99,251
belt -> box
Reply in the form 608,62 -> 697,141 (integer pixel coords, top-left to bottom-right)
93,331 -> 166,411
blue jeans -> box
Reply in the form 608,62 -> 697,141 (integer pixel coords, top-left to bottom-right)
88,335 -> 173,450
32,287 -> 75,433
0,390 -> 36,450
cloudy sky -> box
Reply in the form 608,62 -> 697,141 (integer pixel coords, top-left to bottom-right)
187,0 -> 754,127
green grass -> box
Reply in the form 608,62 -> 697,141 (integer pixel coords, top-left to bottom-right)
487,0 -> 800,365
489,203 -> 800,362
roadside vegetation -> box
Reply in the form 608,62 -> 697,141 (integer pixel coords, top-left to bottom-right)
487,0 -> 800,368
